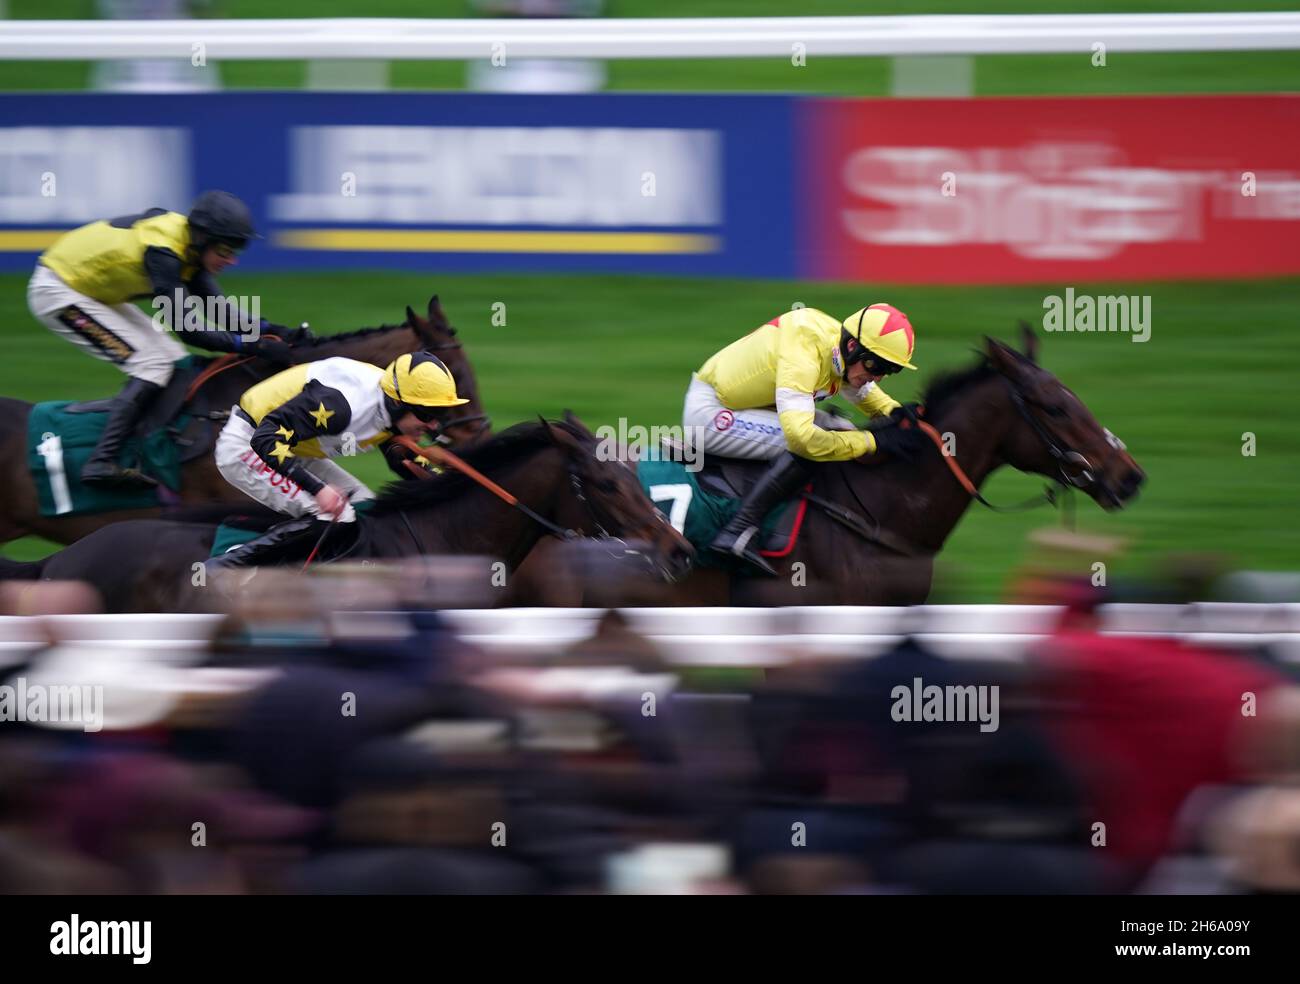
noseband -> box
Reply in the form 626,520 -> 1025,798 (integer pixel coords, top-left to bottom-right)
1006,384 -> 1098,492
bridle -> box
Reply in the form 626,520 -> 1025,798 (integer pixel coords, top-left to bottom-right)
914,375 -> 1111,513
566,464 -> 683,576
1006,384 -> 1100,493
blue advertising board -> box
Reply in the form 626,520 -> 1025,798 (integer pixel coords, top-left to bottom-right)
0,92 -> 797,278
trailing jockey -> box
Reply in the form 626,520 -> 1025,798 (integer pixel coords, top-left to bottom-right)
27,190 -> 307,489
684,303 -> 928,575
205,351 -> 467,571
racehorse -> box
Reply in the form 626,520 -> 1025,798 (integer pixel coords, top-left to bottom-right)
507,327 -> 1146,606
0,294 -> 489,547
1,416 -> 693,612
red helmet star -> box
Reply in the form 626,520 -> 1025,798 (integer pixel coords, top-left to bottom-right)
871,303 -> 914,353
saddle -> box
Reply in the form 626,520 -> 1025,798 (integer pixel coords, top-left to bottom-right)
63,356 -> 226,465
657,438 -> 920,557
645,441 -> 811,561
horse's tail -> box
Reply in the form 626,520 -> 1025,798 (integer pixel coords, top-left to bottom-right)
0,556 -> 46,580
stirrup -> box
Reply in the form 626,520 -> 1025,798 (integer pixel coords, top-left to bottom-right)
709,525 -> 779,577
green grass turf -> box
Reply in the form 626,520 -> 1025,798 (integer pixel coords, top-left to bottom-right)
1,269 -> 1296,599
2,0 -> 1298,95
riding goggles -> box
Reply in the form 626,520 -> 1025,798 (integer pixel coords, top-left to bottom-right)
407,404 -> 446,424
860,352 -> 905,376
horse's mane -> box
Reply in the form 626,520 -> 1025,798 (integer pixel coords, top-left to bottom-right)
298,322 -> 416,347
920,355 -> 999,416
368,419 -> 586,515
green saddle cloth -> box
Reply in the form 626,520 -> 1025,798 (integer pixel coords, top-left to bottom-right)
637,454 -> 798,571
27,403 -> 187,518
26,356 -> 212,518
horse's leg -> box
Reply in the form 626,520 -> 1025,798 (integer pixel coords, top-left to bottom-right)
0,402 -> 39,547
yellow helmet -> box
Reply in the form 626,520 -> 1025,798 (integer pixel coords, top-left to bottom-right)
839,303 -> 918,373
380,352 -> 468,409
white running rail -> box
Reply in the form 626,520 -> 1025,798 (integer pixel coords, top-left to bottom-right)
2,14 -> 1299,60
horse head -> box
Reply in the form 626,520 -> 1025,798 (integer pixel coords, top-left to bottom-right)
544,411 -> 694,582
985,324 -> 1145,511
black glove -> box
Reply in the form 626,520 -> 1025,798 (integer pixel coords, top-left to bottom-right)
889,402 -> 923,425
872,425 -> 928,461
272,322 -> 316,346
249,337 -> 295,366
381,439 -> 433,480
257,319 -> 315,345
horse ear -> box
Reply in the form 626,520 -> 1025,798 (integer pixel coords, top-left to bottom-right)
1019,320 -> 1039,364
561,409 -> 593,439
407,305 -> 436,346
984,336 -> 1021,376
427,294 -> 445,323
538,415 -> 560,444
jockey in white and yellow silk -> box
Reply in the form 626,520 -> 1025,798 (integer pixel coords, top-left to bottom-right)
206,351 -> 467,571
686,303 -> 924,575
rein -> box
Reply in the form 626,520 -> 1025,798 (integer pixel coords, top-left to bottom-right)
910,378 -> 1093,514
912,416 -> 1057,514
184,353 -> 255,402
389,435 -> 576,541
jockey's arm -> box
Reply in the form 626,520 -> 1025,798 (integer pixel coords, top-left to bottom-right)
248,382 -> 353,495
143,247 -> 282,354
774,323 -> 872,461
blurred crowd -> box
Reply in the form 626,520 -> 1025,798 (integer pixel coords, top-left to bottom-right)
0,557 -> 1298,896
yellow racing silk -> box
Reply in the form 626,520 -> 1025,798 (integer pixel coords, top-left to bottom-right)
695,308 -> 901,460
239,358 -> 394,461
40,210 -> 198,305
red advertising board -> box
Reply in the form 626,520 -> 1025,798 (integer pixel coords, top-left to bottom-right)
801,95 -> 1300,284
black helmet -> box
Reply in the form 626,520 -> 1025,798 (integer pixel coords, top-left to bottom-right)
188,190 -> 260,249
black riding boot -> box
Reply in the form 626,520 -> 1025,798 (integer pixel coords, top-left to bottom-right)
80,377 -> 164,489
205,517 -> 321,572
708,452 -> 813,576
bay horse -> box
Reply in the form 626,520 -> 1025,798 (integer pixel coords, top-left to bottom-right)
0,294 -> 488,547
2,416 -> 693,613
508,327 -> 1146,606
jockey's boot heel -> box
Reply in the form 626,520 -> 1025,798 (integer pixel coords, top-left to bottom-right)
708,452 -> 812,576
204,517 -> 320,573
80,377 -> 164,489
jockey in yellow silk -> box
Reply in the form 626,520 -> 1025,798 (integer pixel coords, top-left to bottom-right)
685,303 -> 926,574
